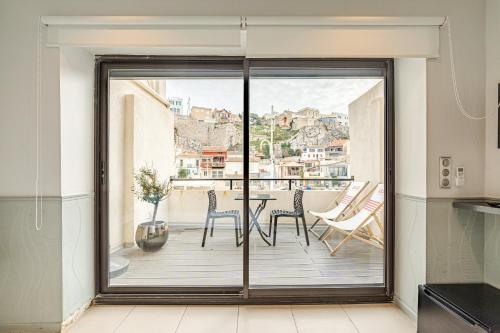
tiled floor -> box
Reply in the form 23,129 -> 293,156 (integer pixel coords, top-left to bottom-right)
65,304 -> 416,333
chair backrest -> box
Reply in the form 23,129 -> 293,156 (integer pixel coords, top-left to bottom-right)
361,184 -> 384,215
339,181 -> 368,208
293,189 -> 304,214
335,184 -> 384,230
207,190 -> 217,212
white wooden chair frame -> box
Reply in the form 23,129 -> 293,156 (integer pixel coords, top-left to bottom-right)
320,188 -> 384,256
308,181 -> 369,239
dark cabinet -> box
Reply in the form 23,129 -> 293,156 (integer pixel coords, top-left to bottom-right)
418,284 -> 500,333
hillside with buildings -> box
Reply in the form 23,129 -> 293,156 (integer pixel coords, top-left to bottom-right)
172,102 -> 354,183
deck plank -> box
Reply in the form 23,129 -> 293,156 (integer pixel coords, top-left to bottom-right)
110,225 -> 383,287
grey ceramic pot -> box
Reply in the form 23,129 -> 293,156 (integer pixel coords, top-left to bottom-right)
135,221 -> 169,252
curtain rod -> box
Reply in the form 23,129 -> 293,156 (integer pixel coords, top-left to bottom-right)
40,16 -> 445,27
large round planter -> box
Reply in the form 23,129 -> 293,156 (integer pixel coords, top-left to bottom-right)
135,221 -> 169,252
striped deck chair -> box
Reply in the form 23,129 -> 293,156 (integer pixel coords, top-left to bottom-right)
320,184 -> 385,256
307,181 -> 368,239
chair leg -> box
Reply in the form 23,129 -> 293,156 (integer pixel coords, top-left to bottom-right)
319,226 -> 334,241
210,218 -> 215,237
268,213 -> 273,236
301,215 -> 309,246
273,216 -> 278,246
309,218 -> 321,231
238,215 -> 243,238
295,217 -> 300,236
234,217 -> 240,247
202,215 -> 210,247
330,230 -> 355,256
309,218 -> 322,238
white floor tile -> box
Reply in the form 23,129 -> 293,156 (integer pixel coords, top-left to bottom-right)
292,304 -> 358,333
114,305 -> 186,333
237,305 -> 297,333
176,305 -> 238,333
66,305 -> 134,333
342,303 -> 416,333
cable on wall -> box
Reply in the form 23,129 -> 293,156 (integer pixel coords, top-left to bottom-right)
443,16 -> 486,120
35,16 -> 44,231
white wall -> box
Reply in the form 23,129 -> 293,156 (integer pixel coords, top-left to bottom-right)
484,0 -> 500,198
483,0 -> 500,290
348,81 -> 384,186
0,0 -> 490,329
166,189 -> 341,225
394,59 -> 427,318
108,80 -> 175,250
395,59 -> 427,198
60,47 -> 94,197
0,0 -> 487,199
59,47 -> 95,321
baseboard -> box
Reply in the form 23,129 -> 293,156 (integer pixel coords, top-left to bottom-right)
0,322 -> 62,333
0,301 -> 93,333
61,299 -> 93,332
394,294 -> 417,322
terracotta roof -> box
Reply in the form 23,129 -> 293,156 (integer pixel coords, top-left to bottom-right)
330,139 -> 349,146
202,146 -> 228,152
177,152 -> 200,158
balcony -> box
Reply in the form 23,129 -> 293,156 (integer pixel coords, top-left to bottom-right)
109,179 -> 384,287
200,161 -> 226,169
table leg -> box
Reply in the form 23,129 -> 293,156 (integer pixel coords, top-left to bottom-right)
248,200 -> 271,246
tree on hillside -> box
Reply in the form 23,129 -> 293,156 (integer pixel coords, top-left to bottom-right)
250,113 -> 261,125
281,142 -> 296,157
178,168 -> 189,178
262,144 -> 270,159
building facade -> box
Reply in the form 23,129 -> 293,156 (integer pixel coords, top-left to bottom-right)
176,152 -> 200,177
200,146 -> 227,178
168,97 -> 184,115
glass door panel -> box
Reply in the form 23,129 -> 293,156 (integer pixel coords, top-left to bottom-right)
106,64 -> 245,289
248,63 -> 386,288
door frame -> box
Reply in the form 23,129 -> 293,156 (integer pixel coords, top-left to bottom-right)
94,55 -> 394,304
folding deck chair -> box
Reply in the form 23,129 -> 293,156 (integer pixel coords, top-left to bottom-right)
308,181 -> 368,239
320,183 -> 385,256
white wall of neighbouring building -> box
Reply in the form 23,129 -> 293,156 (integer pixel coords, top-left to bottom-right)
348,81 -> 385,187
109,80 -> 176,251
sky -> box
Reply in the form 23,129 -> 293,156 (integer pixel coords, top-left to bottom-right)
164,78 -> 382,115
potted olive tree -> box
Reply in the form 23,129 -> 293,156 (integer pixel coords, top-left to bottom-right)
133,165 -> 173,252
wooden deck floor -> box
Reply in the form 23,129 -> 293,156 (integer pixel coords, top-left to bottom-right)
111,224 -> 384,287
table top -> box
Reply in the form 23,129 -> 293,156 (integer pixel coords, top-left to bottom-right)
234,194 -> 276,201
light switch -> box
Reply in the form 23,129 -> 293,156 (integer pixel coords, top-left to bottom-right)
455,166 -> 465,187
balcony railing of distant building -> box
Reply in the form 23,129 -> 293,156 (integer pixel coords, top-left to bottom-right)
200,161 -> 226,168
170,177 -> 354,191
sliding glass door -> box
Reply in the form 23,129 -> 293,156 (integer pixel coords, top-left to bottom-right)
96,57 -> 394,301
247,61 -> 388,290
100,58 -> 246,294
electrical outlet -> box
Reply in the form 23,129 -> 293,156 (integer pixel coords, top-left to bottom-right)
439,156 -> 452,189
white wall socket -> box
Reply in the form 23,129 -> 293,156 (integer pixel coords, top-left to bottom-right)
439,156 -> 452,189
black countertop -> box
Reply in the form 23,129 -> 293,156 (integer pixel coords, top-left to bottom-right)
453,200 -> 500,215
425,283 -> 500,332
